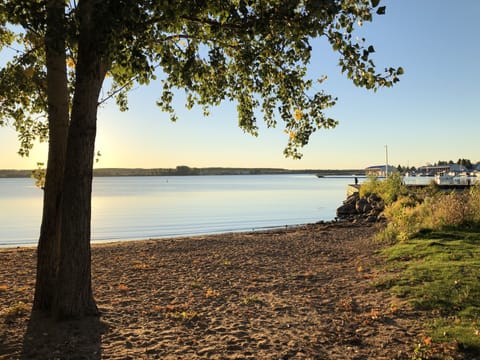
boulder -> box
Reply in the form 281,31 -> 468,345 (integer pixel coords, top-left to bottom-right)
336,202 -> 357,217
336,191 -> 385,222
336,193 -> 359,217
355,198 -> 372,213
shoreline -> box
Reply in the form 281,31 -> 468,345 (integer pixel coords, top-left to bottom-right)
0,221 -> 439,359
0,220 -> 312,251
0,168 -> 364,179
0,222 -> 330,249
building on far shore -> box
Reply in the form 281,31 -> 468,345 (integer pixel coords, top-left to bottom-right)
417,164 -> 467,176
365,165 -> 398,177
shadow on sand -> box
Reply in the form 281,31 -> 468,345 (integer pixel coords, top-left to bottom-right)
21,311 -> 107,359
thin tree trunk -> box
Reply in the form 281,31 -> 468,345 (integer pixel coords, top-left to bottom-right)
33,0 -> 69,313
52,0 -> 108,319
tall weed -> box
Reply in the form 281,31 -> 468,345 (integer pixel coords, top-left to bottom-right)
468,184 -> 480,223
430,192 -> 470,228
377,183 -> 480,243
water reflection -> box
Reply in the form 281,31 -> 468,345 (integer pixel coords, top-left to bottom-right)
1,175 -> 353,246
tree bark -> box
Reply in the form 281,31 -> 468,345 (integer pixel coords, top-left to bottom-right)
33,0 -> 69,313
52,0 -> 108,319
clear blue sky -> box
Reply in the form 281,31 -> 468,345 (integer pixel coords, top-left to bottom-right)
1,0 -> 479,170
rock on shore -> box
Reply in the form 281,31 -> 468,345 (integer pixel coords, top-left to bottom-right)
336,191 -> 384,222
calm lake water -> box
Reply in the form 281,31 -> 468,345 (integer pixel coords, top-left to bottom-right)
0,174 -> 355,247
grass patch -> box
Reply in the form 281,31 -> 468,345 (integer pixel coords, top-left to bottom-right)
379,227 -> 480,352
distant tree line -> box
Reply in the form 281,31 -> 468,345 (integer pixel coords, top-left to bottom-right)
436,159 -> 476,170
396,159 -> 479,173
0,166 -> 365,178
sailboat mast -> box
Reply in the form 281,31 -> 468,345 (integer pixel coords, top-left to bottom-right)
385,145 -> 389,177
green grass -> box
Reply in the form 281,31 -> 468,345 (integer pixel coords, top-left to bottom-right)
379,227 -> 480,352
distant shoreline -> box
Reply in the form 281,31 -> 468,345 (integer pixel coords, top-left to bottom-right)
0,166 -> 364,178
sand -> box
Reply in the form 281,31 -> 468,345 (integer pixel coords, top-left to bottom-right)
0,222 -> 460,359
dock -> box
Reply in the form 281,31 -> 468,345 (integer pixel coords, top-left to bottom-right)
346,184 -> 360,197
346,182 -> 475,197
404,184 -> 473,191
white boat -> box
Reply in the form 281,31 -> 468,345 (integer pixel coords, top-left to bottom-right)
435,174 -> 477,186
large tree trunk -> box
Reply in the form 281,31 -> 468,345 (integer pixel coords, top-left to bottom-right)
33,0 -> 69,313
52,0 -> 108,319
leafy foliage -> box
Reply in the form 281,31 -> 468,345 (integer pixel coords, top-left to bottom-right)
31,161 -> 45,189
377,183 -> 480,243
359,172 -> 408,205
0,33 -> 48,156
1,0 -> 403,159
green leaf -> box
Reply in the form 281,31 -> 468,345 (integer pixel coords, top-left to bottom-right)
1,0 -> 402,161
397,67 -> 405,75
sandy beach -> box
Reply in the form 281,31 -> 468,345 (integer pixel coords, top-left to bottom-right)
0,222 -> 456,359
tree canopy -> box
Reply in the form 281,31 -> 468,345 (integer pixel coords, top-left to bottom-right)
1,0 -> 402,158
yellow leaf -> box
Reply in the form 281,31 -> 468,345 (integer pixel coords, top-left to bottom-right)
390,303 -> 399,313
317,75 -> 328,84
117,283 -> 129,292
294,109 -> 303,121
66,58 -> 76,68
205,288 -> 219,298
423,336 -> 432,346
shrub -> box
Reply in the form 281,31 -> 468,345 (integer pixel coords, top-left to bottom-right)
360,173 -> 408,205
379,195 -> 432,242
430,192 -> 470,228
381,173 -> 409,204
379,187 -> 480,243
367,175 -> 480,243
359,175 -> 382,198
